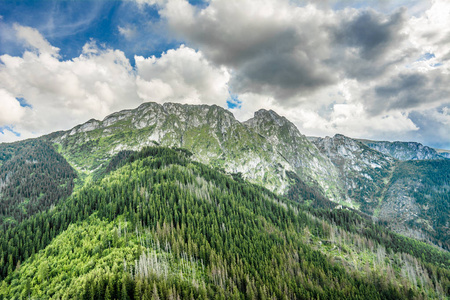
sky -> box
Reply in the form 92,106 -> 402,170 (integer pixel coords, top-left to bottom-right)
0,0 -> 449,149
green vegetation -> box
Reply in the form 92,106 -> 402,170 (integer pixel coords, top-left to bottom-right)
2,215 -> 203,299
0,139 -> 76,228
1,147 -> 449,299
387,159 -> 450,250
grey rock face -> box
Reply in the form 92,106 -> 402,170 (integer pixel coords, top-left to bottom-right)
52,102 -> 343,196
311,134 -> 395,211
360,140 -> 446,160
245,109 -> 343,201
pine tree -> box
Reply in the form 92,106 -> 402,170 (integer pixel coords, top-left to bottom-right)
152,282 -> 160,300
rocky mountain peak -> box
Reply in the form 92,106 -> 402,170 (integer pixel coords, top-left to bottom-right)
312,134 -> 395,211
251,109 -> 292,127
245,109 -> 306,143
244,109 -> 343,201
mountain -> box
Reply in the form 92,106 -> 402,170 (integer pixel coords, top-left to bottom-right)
1,101 -> 450,298
1,146 -> 449,299
359,140 -> 447,161
311,134 -> 395,213
436,149 -> 450,159
2,102 -> 449,249
311,134 -> 450,249
48,102 -> 342,200
244,109 -> 342,201
0,139 -> 77,227
379,159 -> 450,249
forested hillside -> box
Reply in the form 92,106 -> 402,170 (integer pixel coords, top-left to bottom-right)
0,139 -> 76,228
1,147 -> 448,299
378,159 -> 450,250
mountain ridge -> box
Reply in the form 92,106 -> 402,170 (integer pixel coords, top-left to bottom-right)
358,139 -> 447,160
2,101 -> 449,249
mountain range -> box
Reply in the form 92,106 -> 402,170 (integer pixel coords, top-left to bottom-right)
40,101 -> 448,249
0,101 -> 449,299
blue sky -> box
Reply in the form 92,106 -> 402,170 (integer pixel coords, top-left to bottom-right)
0,1 -> 177,61
0,0 -> 449,149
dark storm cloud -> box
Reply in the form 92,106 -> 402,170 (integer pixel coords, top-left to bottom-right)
161,1 -> 339,101
231,51 -> 336,101
162,1 -> 415,101
367,71 -> 450,114
328,8 -> 411,80
229,29 -> 336,100
335,9 -> 406,60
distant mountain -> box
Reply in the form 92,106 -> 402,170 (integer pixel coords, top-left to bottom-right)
358,140 -> 447,160
435,149 -> 450,159
311,134 -> 450,249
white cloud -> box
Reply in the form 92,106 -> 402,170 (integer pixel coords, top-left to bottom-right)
13,24 -> 60,57
0,89 -> 27,127
135,45 -> 230,105
128,0 -> 167,9
0,37 -> 142,142
161,0 -> 339,100
434,106 -> 450,126
408,0 -> 450,65
0,128 -> 22,143
325,103 -> 418,135
0,29 -> 231,142
118,26 -> 137,40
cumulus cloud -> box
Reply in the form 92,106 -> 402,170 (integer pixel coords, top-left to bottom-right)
130,0 -> 166,9
2,1 -> 450,148
0,27 -> 141,141
159,0 -> 420,100
13,24 -> 60,57
135,45 -> 230,105
409,0 -> 450,60
408,106 -> 450,149
367,70 -> 450,114
0,26 -> 231,142
333,9 -> 407,61
0,89 -> 28,127
357,0 -> 450,118
161,0 -> 339,101
328,8 -> 415,81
